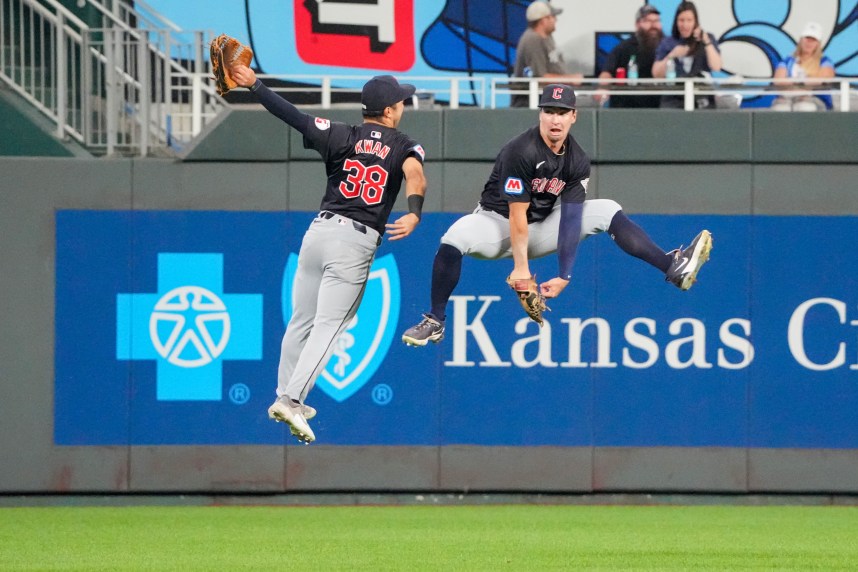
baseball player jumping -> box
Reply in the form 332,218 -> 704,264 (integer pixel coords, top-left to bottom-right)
402,83 -> 711,346
231,66 -> 427,443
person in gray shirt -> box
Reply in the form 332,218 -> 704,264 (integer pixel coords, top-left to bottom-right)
511,1 -> 580,107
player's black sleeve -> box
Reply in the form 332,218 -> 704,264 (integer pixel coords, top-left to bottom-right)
404,139 -> 426,164
250,80 -> 311,133
557,200 -> 583,280
302,120 -> 352,163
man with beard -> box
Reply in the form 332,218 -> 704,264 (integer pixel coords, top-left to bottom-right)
598,4 -> 663,108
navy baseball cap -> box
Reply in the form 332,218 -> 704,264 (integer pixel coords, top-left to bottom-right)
537,84 -> 576,109
361,75 -> 416,114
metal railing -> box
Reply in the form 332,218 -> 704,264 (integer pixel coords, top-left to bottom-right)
235,74 -> 857,112
255,74 -> 488,110
493,76 -> 858,111
0,0 -> 224,156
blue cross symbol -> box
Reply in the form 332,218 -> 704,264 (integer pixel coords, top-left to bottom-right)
116,253 -> 263,401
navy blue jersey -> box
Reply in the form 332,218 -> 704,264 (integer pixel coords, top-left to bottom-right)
302,117 -> 425,235
479,126 -> 590,223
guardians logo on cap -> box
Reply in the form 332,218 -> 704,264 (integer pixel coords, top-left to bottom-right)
537,84 -> 576,109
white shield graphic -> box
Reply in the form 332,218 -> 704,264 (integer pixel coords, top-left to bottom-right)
281,253 -> 400,402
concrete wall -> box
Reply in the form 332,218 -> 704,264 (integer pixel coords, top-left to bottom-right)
2,108 -> 857,493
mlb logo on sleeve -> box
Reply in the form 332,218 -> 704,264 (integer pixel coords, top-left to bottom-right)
504,177 -> 524,195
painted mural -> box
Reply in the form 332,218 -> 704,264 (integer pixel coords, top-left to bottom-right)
148,0 -> 857,80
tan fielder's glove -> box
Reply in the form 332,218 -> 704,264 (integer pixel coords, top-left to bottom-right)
210,34 -> 254,96
506,275 -> 550,326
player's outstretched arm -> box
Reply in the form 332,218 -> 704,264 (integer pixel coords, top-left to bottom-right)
386,157 -> 426,241
508,202 -> 531,279
232,64 -> 311,132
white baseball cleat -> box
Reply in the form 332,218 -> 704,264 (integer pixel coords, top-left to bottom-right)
665,230 -> 712,291
268,397 -> 316,444
301,404 -> 316,420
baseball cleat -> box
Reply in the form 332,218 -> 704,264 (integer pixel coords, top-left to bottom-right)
402,314 -> 445,346
665,230 -> 712,291
268,397 -> 316,444
301,404 -> 316,420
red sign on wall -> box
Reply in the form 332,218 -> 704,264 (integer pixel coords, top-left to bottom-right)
294,0 -> 415,71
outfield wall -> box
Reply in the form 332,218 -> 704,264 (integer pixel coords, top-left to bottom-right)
1,109 -> 858,493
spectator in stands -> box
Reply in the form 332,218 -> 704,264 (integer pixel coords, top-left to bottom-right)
597,4 -> 664,108
770,22 -> 836,112
652,1 -> 722,109
511,1 -> 582,107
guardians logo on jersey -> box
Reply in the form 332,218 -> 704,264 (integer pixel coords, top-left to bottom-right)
281,253 -> 401,402
531,178 -> 566,195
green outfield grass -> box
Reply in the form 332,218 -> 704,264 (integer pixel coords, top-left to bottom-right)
2,504 -> 857,570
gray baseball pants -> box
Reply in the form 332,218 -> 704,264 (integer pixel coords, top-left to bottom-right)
441,198 -> 622,258
276,212 -> 380,404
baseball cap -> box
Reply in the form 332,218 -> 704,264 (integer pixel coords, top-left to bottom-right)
801,21 -> 823,41
635,4 -> 660,21
537,84 -> 576,109
361,75 -> 416,114
526,1 -> 562,23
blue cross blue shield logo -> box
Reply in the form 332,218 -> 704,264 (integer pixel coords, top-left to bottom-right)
116,253 -> 263,401
281,253 -> 400,402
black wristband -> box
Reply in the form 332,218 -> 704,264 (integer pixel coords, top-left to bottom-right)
249,79 -> 261,92
407,194 -> 424,220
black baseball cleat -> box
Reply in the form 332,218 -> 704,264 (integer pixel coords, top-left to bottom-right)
665,230 -> 713,291
402,314 -> 445,346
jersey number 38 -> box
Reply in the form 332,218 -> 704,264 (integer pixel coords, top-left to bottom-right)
339,159 -> 390,205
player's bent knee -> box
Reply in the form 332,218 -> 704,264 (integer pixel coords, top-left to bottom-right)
603,199 -> 622,216
585,199 -> 623,232
439,237 -> 466,254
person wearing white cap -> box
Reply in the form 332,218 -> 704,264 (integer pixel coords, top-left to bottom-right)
771,22 -> 836,112
511,1 -> 582,107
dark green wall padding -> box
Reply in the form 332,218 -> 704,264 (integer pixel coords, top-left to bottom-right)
183,107 -> 858,164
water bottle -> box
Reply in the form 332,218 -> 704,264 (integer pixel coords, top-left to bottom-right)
665,58 -> 676,83
628,56 -> 639,86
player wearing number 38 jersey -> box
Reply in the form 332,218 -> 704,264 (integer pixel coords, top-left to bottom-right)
231,65 -> 427,443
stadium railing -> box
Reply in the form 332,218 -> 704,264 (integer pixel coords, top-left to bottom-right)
492,76 -> 858,111
234,74 -> 857,112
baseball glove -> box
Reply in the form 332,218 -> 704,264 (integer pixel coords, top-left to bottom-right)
506,275 -> 550,326
210,34 -> 253,96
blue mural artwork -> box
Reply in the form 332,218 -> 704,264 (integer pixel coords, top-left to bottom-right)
150,0 -> 858,77
420,0 -> 528,73
144,0 -> 857,104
